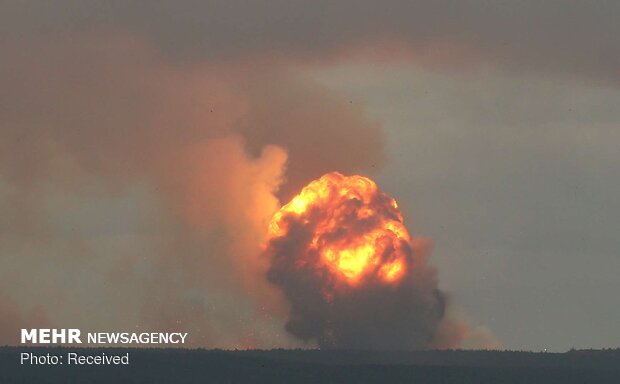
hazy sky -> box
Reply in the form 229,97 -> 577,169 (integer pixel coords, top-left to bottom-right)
1,1 -> 619,351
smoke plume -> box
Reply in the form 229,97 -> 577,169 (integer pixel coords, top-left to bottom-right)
0,36 -> 383,348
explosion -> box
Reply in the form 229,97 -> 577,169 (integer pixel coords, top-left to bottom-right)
264,172 -> 447,349
269,173 -> 409,286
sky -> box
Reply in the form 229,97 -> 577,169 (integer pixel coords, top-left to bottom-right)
1,1 -> 619,351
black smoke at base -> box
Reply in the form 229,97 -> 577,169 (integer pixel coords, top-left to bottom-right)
269,250 -> 446,350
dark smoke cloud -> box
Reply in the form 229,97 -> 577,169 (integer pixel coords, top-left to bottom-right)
267,239 -> 446,349
1,1 -> 619,83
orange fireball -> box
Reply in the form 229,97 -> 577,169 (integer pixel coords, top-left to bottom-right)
267,172 -> 411,286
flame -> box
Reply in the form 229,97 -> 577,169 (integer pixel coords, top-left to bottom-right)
267,172 -> 412,287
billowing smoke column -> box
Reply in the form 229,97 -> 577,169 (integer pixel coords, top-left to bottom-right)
264,172 -> 446,349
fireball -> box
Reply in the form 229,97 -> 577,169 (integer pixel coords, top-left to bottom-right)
267,172 -> 413,289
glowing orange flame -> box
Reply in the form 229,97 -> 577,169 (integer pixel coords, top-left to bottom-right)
267,172 -> 412,286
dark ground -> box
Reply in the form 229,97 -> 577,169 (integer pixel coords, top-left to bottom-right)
1,346 -> 619,383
